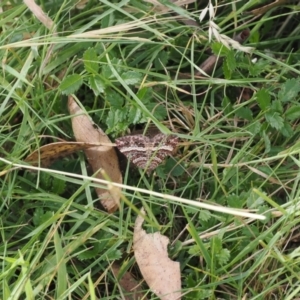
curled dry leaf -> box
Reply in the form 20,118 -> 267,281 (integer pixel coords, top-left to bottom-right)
68,96 -> 122,213
111,262 -> 147,300
133,208 -> 181,300
25,141 -> 114,167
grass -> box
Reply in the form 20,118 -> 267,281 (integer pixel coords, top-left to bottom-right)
1,0 -> 300,299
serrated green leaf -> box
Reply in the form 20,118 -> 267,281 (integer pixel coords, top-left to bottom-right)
59,74 -> 83,95
256,88 -> 270,110
227,194 -> 245,209
265,111 -> 284,130
145,103 -> 167,120
271,100 -> 283,113
262,130 -> 271,153
199,210 -> 211,222
216,248 -> 230,265
222,60 -> 231,79
121,70 -> 142,85
280,121 -> 293,137
89,76 -> 105,95
247,121 -> 261,135
127,106 -> 142,124
102,58 -> 122,79
235,106 -> 253,121
285,105 -> 300,121
51,177 -> 66,194
83,48 -> 99,74
106,90 -> 124,108
278,78 -> 300,102
138,87 -> 153,104
106,108 -> 128,133
225,50 -> 236,72
211,42 -> 229,56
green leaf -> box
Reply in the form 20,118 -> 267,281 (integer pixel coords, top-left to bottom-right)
211,42 -> 229,56
278,78 -> 300,102
280,121 -> 293,137
285,105 -> 300,121
222,96 -> 233,115
127,106 -> 142,124
105,108 -> 128,133
256,88 -> 270,110
106,90 -> 124,108
102,58 -> 122,79
59,74 -> 83,95
216,248 -> 230,265
247,121 -> 261,135
262,130 -> 271,153
271,100 -> 283,113
145,103 -> 167,120
199,210 -> 211,222
138,87 -> 153,104
225,50 -> 236,73
154,50 -> 169,71
235,106 -> 253,121
226,194 -> 245,209
222,60 -> 231,79
89,76 -> 105,95
121,70 -> 142,85
265,111 -> 284,130
83,48 -> 99,74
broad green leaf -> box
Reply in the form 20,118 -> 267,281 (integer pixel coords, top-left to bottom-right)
127,106 -> 142,124
216,248 -> 230,265
89,76 -> 105,95
225,50 -> 236,73
102,58 -> 122,79
271,99 -> 283,113
199,210 -> 211,222
256,88 -> 270,110
278,78 -> 300,102
265,111 -> 284,130
121,70 -> 142,85
59,74 -> 83,95
235,106 -> 253,121
83,48 -> 99,74
262,130 -> 271,153
280,121 -> 293,137
154,50 -> 169,71
211,42 -> 229,56
106,90 -> 124,108
285,105 -> 300,121
222,60 -> 231,79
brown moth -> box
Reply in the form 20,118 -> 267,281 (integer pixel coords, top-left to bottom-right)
115,133 -> 178,173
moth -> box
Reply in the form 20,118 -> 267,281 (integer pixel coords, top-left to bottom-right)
115,133 -> 178,173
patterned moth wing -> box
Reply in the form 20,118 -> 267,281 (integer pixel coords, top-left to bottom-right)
115,133 -> 178,173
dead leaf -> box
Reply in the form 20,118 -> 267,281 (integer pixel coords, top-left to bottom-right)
68,96 -> 122,213
111,262 -> 148,300
25,141 -> 113,167
133,208 -> 181,300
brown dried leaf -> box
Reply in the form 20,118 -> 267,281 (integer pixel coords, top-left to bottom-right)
111,263 -> 148,300
68,96 -> 122,213
133,208 -> 181,300
25,141 -> 114,167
